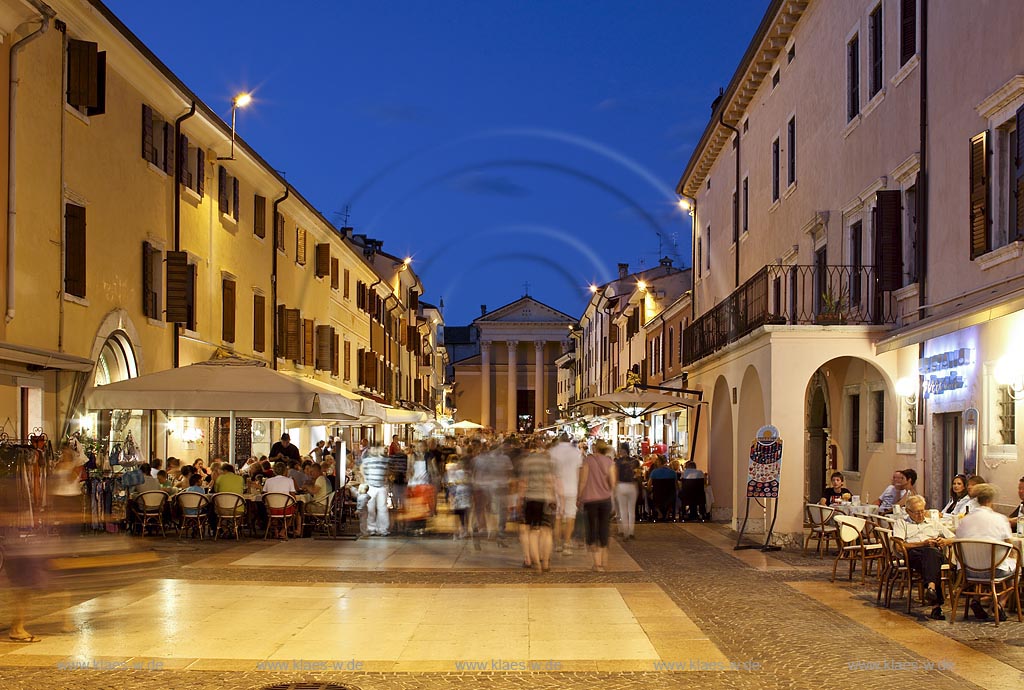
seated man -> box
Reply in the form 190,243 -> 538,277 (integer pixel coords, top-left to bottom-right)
819,471 -> 851,506
956,483 -> 1016,620
893,495 -> 954,620
1008,476 -> 1024,530
213,463 -> 245,495
875,470 -> 908,513
303,464 -> 331,514
649,457 -> 678,522
962,474 -> 987,515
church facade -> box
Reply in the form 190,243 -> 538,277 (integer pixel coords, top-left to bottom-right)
449,297 -> 577,433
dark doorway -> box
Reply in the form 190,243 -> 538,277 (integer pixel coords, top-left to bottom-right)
517,389 -> 535,432
940,412 -> 961,494
806,383 -> 829,502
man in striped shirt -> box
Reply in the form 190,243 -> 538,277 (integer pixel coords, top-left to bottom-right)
361,447 -> 391,536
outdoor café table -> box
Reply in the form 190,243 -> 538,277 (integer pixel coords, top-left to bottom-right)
834,503 -> 879,517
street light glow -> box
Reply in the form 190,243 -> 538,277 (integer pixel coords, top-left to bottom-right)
589,284 -> 598,293
677,197 -> 692,211
637,281 -> 648,292
233,92 -> 253,108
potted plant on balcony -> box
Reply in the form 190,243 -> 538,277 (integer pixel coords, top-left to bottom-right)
816,287 -> 848,325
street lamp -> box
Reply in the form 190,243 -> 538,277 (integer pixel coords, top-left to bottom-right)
219,91 -> 252,161
896,376 -> 918,442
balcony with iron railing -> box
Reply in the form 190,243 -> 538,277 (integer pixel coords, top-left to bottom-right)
682,264 -> 897,367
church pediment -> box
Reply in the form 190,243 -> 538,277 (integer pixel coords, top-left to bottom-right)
475,297 -> 577,324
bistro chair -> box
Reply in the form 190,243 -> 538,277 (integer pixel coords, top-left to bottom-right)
212,492 -> 247,540
133,491 -> 168,537
175,492 -> 211,540
875,528 -> 911,608
804,504 -> 838,557
888,537 -> 953,613
949,538 -> 1022,627
263,492 -> 299,540
680,478 -> 707,522
832,515 -> 884,584
304,491 -> 337,537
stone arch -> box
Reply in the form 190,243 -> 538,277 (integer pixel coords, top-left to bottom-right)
736,365 -> 766,516
709,375 -> 734,521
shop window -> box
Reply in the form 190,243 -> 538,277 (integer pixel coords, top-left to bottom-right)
997,384 -> 1016,445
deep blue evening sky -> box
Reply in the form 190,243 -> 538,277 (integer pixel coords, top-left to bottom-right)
106,0 -> 765,325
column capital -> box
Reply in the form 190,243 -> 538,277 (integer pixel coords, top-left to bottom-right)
534,340 -> 545,350
507,340 -> 519,350
480,340 -> 492,349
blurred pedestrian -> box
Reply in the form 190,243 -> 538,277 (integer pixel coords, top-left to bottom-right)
518,441 -> 556,573
579,440 -> 616,571
614,444 -> 639,540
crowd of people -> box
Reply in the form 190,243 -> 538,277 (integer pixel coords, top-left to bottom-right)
342,433 -> 708,573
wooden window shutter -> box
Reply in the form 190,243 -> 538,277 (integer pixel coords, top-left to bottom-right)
1015,104 -> 1024,239
253,294 -> 266,353
196,148 -> 205,197
142,241 -> 156,318
332,331 -> 340,377
343,269 -> 350,298
285,308 -> 301,360
407,325 -> 417,351
178,134 -> 189,185
874,190 -> 903,292
141,104 -> 154,163
90,52 -> 106,116
275,212 -> 285,250
253,195 -> 266,238
222,279 -> 236,343
609,325 -> 618,344
218,167 -> 228,214
275,304 -> 286,358
357,348 -> 365,385
969,131 -> 990,260
67,40 -> 99,108
356,281 -> 365,310
163,121 -> 174,175
165,251 -> 189,323
330,258 -> 339,290
344,341 -> 351,380
232,177 -> 240,221
185,263 -> 197,330
408,289 -> 419,311
64,203 -> 87,298
315,243 -> 330,278
313,323 -> 329,370
303,319 -> 315,365
900,0 -> 916,66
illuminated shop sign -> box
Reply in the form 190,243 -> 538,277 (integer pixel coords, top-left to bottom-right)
919,348 -> 973,399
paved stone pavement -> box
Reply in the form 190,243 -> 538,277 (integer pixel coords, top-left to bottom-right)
0,523 -> 1020,689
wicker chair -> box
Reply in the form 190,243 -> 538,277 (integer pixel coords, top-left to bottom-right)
212,492 -> 247,540
832,515 -> 884,583
804,503 -> 838,557
263,492 -> 299,540
304,491 -> 336,537
175,492 -> 211,539
134,490 -> 169,537
949,538 -> 1022,627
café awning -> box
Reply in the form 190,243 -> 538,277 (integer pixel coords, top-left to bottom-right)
85,357 -> 361,420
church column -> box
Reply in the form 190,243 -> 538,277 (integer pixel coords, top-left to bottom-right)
507,341 -> 518,432
480,341 -> 491,428
534,340 -> 545,430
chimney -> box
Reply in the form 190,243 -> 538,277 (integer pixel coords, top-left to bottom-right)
617,263 -> 629,279
480,304 -> 487,317
340,226 -> 353,238
659,256 -> 673,268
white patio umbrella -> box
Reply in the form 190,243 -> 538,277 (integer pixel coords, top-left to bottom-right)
451,420 -> 485,430
85,357 -> 362,463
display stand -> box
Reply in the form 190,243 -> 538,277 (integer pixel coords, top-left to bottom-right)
735,425 -> 783,552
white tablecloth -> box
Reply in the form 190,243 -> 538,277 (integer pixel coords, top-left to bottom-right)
834,504 -> 878,516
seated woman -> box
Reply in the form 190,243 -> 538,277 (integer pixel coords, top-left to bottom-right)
174,465 -> 194,491
941,473 -> 970,516
819,471 -> 852,506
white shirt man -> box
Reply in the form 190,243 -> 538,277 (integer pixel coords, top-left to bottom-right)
550,439 -> 583,503
877,471 -> 908,511
263,473 -> 296,495
956,503 -> 1016,572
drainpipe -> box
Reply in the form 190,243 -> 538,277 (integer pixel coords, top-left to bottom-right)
271,187 -> 290,370
719,113 -> 741,289
171,102 -> 196,367
6,1 -> 55,325
917,0 -> 929,317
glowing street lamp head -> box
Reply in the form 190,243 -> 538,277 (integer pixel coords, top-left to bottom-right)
637,281 -> 648,292
677,197 -> 692,212
589,284 -> 598,294
403,257 -> 412,266
233,92 -> 253,109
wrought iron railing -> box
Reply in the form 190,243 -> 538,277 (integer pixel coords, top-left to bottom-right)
682,264 -> 897,366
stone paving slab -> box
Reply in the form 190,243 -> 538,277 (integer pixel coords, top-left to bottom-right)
0,523 -> 1017,689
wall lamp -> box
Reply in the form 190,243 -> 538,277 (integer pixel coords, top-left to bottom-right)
995,355 -> 1024,400
895,377 -> 918,442
218,92 -> 253,161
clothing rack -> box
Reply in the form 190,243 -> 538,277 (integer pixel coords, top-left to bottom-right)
0,433 -> 54,527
